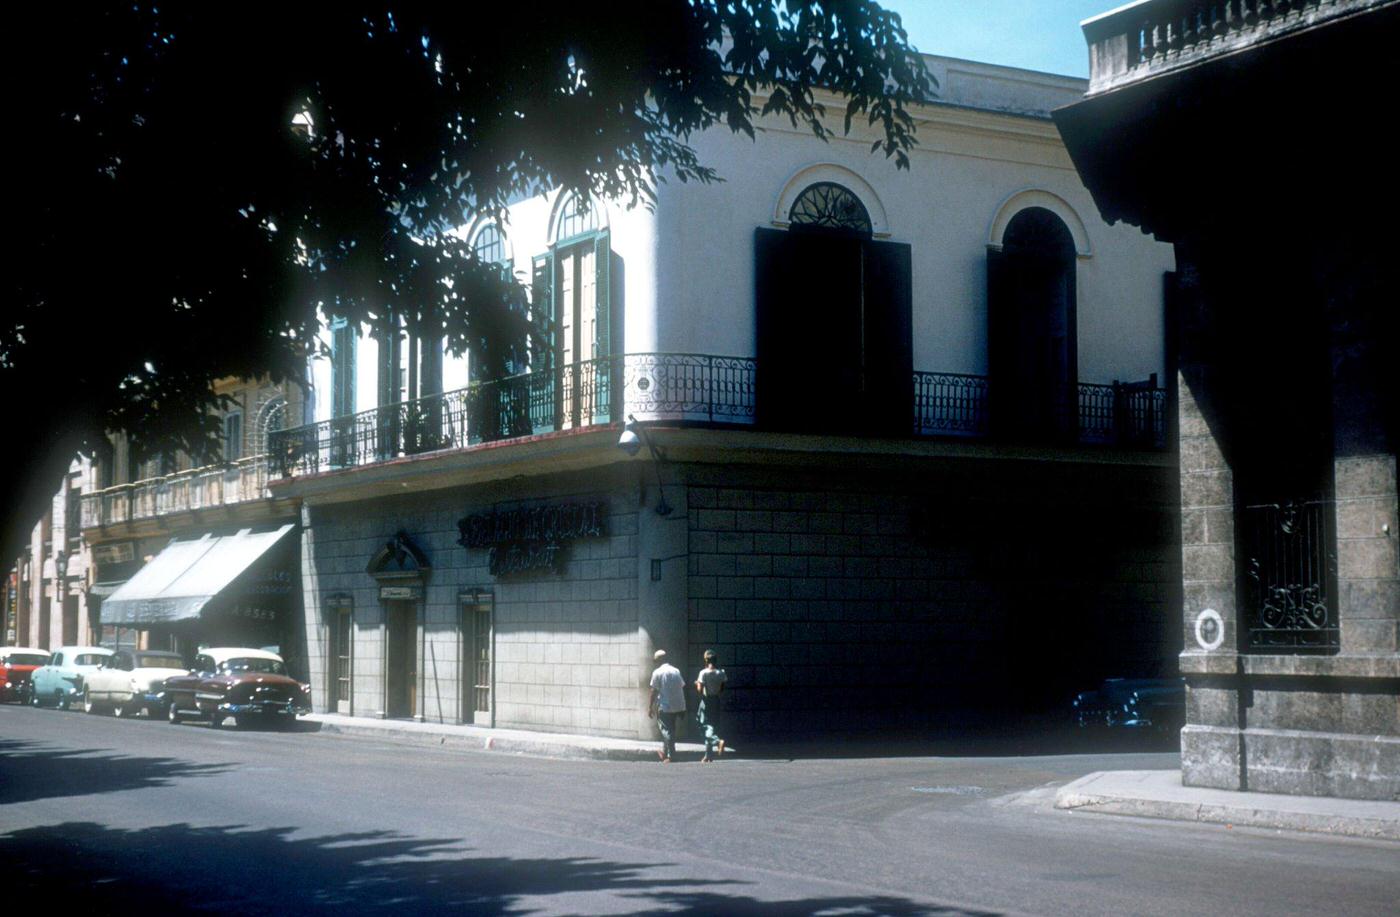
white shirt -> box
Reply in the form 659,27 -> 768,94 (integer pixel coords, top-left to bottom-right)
696,667 -> 727,698
649,663 -> 686,713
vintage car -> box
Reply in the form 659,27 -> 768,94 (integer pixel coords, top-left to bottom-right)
28,646 -> 115,709
0,647 -> 51,703
165,647 -> 311,728
82,648 -> 190,717
1071,677 -> 1186,733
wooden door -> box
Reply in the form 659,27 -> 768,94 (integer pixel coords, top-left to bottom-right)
385,601 -> 417,718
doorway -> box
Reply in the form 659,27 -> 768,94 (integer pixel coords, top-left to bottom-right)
462,598 -> 493,726
333,605 -> 353,715
385,601 -> 418,718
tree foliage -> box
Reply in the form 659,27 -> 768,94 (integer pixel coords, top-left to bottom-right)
2,1 -> 931,560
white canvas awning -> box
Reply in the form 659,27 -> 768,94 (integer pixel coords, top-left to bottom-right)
100,524 -> 295,625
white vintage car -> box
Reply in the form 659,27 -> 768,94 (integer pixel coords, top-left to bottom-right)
83,648 -> 190,717
28,645 -> 114,709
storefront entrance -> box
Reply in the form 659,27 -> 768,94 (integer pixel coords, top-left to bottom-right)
385,601 -> 417,719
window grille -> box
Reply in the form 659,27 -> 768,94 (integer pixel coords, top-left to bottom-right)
788,182 -> 873,235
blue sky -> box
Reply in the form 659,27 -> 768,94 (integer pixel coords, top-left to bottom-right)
875,1 -> 1117,77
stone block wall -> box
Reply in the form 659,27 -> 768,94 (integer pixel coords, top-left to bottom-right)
683,457 -> 1180,737
1335,455 -> 1398,654
301,467 -> 642,737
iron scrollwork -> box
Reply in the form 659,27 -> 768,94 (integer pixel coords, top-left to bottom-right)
1244,499 -> 1338,652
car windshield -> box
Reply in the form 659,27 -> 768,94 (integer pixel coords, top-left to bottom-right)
3,654 -> 48,666
136,654 -> 184,669
74,654 -> 110,666
221,658 -> 287,676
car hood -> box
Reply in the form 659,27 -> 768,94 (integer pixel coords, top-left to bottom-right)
214,673 -> 303,688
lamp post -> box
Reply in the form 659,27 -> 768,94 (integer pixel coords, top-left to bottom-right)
617,415 -> 672,516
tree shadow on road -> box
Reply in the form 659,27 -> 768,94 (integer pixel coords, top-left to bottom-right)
0,821 -> 998,915
0,739 -> 234,805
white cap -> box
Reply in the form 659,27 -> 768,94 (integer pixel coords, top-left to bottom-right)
653,649 -> 667,661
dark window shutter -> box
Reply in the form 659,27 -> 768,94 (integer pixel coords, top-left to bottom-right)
593,231 -> 611,357
860,240 -> 913,434
755,227 -> 862,432
530,253 -> 556,433
330,320 -> 356,419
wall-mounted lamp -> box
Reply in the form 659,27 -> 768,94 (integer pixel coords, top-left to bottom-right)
617,414 -> 672,516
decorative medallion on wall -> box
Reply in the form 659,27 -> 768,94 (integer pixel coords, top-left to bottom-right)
457,502 -> 608,578
366,530 -> 431,600
1194,608 -> 1225,651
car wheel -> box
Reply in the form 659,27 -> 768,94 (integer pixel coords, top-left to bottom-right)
57,690 -> 70,711
209,710 -> 222,729
83,689 -> 98,714
167,702 -> 182,724
27,685 -> 41,707
112,700 -> 128,718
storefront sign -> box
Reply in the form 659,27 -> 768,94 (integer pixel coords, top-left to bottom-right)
379,585 -> 423,601
92,542 -> 135,565
457,501 -> 608,578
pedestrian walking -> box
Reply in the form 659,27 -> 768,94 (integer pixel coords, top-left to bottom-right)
694,649 -> 727,762
648,649 -> 685,763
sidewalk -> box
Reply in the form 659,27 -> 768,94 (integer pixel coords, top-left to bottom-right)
303,713 -> 709,762
1056,770 -> 1400,841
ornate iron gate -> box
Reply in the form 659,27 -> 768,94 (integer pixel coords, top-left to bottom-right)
1242,499 -> 1338,652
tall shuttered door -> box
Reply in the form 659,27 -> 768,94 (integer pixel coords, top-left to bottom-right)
987,210 -> 1078,442
463,601 -> 493,726
551,230 -> 612,430
334,608 -> 352,715
754,228 -> 911,434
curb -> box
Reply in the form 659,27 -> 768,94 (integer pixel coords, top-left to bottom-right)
306,715 -> 707,762
1055,771 -> 1400,841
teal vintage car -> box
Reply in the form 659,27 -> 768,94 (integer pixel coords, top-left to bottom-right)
28,646 -> 114,709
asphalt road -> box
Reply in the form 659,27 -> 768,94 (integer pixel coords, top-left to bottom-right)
2,705 -> 1396,916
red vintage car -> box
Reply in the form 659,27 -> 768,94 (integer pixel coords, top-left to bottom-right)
0,647 -> 51,703
164,647 -> 311,729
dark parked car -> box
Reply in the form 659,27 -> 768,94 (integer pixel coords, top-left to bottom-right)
165,647 -> 311,729
1071,677 -> 1185,733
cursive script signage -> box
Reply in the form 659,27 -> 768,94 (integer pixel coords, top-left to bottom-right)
457,502 -> 608,577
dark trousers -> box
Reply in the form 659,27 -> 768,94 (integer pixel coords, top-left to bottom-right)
657,711 -> 680,759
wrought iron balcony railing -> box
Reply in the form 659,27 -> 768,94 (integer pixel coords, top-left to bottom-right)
1083,0 -> 1382,94
269,353 -> 1169,479
80,455 -> 271,530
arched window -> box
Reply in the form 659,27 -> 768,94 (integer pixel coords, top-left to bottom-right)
756,180 -> 910,435
471,223 -> 506,266
252,395 -> 288,456
987,206 -> 1078,441
555,193 -> 600,242
529,191 -> 613,434
787,182 -> 873,235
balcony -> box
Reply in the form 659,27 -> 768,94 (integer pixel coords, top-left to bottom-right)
81,455 -> 272,530
269,353 -> 1167,478
1083,0 -> 1386,95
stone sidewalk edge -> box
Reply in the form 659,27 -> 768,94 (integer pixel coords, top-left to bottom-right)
1055,771 -> 1400,841
305,714 -> 707,762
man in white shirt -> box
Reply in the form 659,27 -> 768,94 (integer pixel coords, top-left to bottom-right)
648,649 -> 686,763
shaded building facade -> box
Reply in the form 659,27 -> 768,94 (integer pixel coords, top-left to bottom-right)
1056,0 -> 1398,798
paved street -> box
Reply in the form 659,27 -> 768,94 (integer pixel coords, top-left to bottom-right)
2,705 -> 1396,915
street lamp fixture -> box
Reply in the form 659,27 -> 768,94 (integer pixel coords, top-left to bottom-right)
617,415 -> 672,516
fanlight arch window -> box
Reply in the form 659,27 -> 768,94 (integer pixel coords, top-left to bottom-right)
787,182 -> 873,236
471,223 -> 506,266
252,395 -> 288,456
555,193 -> 600,243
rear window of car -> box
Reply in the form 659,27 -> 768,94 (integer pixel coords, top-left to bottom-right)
3,654 -> 48,666
136,654 -> 185,669
222,658 -> 287,676
73,654 -> 109,666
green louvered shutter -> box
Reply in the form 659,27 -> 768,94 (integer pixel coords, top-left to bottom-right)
531,253 -> 556,433
592,230 -> 612,425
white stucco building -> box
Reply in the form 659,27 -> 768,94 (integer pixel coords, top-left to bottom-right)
272,55 -> 1181,739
